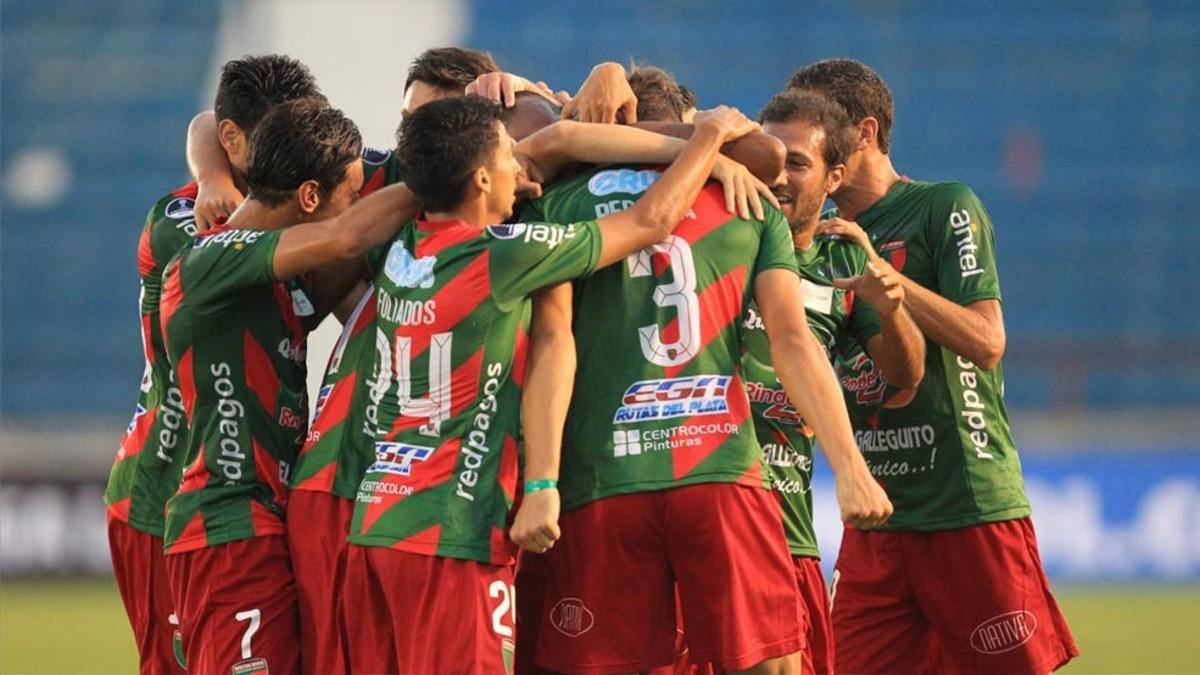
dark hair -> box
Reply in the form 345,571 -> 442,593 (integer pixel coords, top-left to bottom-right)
626,65 -> 687,123
214,54 -> 324,134
404,47 -> 499,93
397,95 -> 503,212
786,59 -> 894,154
678,84 -> 697,111
246,98 -> 362,207
758,90 -> 856,170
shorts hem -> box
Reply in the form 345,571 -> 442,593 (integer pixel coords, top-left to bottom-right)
690,635 -> 803,672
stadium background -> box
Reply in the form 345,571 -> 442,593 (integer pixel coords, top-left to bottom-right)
1,0 -> 1197,672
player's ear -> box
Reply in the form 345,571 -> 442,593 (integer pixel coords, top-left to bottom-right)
473,165 -> 492,196
296,179 -> 322,214
857,117 -> 879,152
217,119 -> 244,156
826,163 -> 846,195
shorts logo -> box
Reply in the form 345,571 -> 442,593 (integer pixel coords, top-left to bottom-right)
383,241 -> 436,289
587,168 -> 661,196
970,610 -> 1038,654
165,197 -> 195,219
231,657 -> 269,674
370,441 -> 434,476
549,598 -> 594,638
613,375 -> 730,423
361,147 -> 391,166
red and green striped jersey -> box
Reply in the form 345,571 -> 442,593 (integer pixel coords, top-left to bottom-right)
833,179 -> 1031,531
348,217 -> 603,564
103,183 -> 200,536
521,166 -> 800,511
290,148 -> 403,500
742,237 -> 879,557
159,225 -> 318,554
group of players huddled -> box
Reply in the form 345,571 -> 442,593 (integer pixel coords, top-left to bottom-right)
103,46 -> 1080,674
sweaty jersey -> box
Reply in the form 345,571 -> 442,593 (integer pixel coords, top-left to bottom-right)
104,183 -> 199,536
742,237 -> 879,557
160,226 -> 317,553
348,217 -> 603,565
521,166 -> 800,512
290,148 -> 403,500
834,179 -> 1030,530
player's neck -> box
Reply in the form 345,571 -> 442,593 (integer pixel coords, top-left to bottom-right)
791,217 -> 819,251
832,151 -> 901,220
225,199 -> 298,231
425,197 -> 501,230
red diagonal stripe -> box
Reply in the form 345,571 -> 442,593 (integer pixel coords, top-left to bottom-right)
388,348 -> 482,438
302,372 -> 356,454
244,330 -> 278,416
159,260 -> 185,342
417,223 -> 482,258
394,250 -> 490,357
671,373 -> 751,480
360,167 -> 387,198
177,443 -> 210,494
250,499 -> 285,537
663,264 -> 748,379
176,348 -> 196,425
359,437 -> 462,534
672,183 -> 734,245
166,512 -> 207,554
497,434 -> 519,503
253,438 -> 287,507
118,403 -> 158,460
137,224 -> 155,278
390,522 -> 442,553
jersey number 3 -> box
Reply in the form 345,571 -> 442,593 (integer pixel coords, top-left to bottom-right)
627,235 -> 700,367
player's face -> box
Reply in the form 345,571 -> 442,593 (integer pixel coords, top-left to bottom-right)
402,81 -> 458,117
485,123 -> 522,220
764,120 -> 833,230
312,158 -> 364,220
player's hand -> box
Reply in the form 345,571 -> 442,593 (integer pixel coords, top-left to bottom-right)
835,465 -> 893,530
194,174 -> 243,232
561,62 -> 637,124
694,105 -> 761,144
466,72 -> 560,108
818,217 -> 877,258
509,488 -> 561,553
833,259 -> 905,315
514,153 -> 544,201
710,155 -> 778,221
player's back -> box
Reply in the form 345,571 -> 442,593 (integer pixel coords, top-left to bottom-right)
523,165 -> 799,511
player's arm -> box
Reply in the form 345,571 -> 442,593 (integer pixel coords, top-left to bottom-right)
270,182 -> 420,280
186,111 -> 243,231
516,120 -> 776,220
755,268 -> 893,529
592,107 -> 759,269
510,283 -> 574,553
895,288 -> 1004,371
633,121 -> 786,184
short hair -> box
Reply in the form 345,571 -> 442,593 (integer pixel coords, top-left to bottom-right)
678,84 -> 697,111
246,98 -> 362,207
501,91 -> 562,140
397,95 -> 504,212
758,90 -> 856,170
786,59 -> 894,154
214,54 -> 324,134
404,47 -> 499,93
626,65 -> 687,123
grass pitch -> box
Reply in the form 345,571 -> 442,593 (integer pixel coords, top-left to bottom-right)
0,579 -> 1196,673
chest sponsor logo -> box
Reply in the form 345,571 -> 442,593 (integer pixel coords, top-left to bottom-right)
800,278 -> 834,315
383,241 -> 436,289
612,421 -> 740,457
164,197 -> 194,220
838,352 -> 888,407
550,598 -> 595,637
361,147 -> 391,166
587,168 -> 661,196
970,610 -> 1037,654
370,441 -> 434,476
487,222 -> 579,249
856,424 -> 936,453
277,337 -> 306,365
278,407 -> 304,431
746,381 -> 801,426
613,375 -> 730,423
956,354 -> 994,459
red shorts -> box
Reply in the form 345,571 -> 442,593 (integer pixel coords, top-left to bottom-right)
286,490 -> 354,675
535,484 -> 802,673
792,556 -> 833,675
165,535 -> 300,675
107,515 -> 186,675
342,545 -> 516,673
831,517 -> 1078,675
515,550 -> 558,675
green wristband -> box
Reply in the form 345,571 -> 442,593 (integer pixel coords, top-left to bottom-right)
524,479 -> 558,495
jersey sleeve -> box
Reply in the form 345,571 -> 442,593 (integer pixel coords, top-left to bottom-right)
754,208 -> 801,277
928,183 -> 1002,305
360,147 -> 404,197
179,229 -> 282,308
487,221 -> 602,308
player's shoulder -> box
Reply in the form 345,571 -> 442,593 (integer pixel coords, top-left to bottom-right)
148,181 -> 199,224
912,180 -> 984,209
144,181 -> 200,263
817,235 -> 870,274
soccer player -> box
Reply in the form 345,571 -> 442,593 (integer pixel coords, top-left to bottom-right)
159,98 -> 432,674
101,53 -> 322,675
745,89 -> 926,675
788,58 -> 1079,673
341,95 -> 765,674
524,116 -> 892,675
